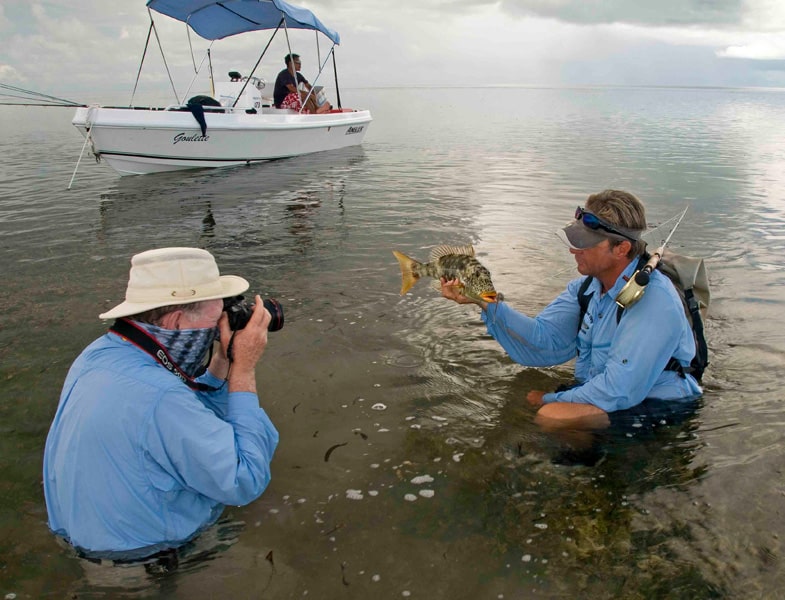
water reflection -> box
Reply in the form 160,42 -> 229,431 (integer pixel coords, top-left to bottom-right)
201,206 -> 216,238
94,147 -> 363,246
396,373 -> 715,595
6,88 -> 785,598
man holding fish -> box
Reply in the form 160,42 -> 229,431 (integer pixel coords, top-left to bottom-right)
433,190 -> 702,426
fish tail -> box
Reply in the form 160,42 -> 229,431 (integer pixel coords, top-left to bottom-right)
392,251 -> 420,295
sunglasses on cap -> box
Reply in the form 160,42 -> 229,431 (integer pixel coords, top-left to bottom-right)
575,207 -> 638,242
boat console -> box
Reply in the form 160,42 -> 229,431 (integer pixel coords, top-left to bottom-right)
215,72 -> 271,111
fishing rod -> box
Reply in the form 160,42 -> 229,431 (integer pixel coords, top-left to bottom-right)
0,83 -> 83,106
615,206 -> 689,309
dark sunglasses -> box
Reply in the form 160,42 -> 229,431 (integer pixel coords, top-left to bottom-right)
575,207 -> 637,242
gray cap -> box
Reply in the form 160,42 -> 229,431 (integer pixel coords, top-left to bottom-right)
558,220 -> 642,250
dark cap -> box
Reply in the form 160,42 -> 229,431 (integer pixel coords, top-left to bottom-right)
558,220 -> 641,250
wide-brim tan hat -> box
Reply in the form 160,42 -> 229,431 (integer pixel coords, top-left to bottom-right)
99,247 -> 249,320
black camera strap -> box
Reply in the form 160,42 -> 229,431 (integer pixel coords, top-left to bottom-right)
108,318 -> 222,392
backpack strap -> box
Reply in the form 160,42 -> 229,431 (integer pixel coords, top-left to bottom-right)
577,276 -> 594,330
684,288 -> 707,369
578,275 -> 629,327
672,287 -> 707,382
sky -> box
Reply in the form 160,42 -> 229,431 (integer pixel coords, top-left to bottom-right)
2,0 -> 785,104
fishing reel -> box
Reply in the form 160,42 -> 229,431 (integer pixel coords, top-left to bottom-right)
615,253 -> 660,309
615,269 -> 650,309
615,206 -> 689,310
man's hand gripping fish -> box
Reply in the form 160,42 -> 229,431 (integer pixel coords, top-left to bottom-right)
392,245 -> 502,304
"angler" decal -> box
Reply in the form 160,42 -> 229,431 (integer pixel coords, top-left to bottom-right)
345,126 -> 364,135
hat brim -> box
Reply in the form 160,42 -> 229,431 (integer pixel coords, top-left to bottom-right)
558,221 -> 614,249
99,275 -> 249,320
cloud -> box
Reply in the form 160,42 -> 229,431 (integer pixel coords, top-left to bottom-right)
0,64 -> 25,83
739,0 -> 785,31
3,0 -> 785,98
719,37 -> 785,60
497,0 -> 746,28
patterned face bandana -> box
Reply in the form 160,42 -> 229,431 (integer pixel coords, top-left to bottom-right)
136,322 -> 219,378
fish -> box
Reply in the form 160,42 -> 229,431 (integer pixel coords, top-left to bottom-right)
392,244 -> 501,303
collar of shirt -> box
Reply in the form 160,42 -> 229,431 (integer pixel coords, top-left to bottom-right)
588,257 -> 641,299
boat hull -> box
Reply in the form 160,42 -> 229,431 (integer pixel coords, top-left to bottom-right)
72,106 -> 372,176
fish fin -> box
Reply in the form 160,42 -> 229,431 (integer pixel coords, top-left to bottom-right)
429,244 -> 475,261
392,250 -> 420,295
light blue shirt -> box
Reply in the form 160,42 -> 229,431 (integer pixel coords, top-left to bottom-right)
482,259 -> 702,412
43,332 -> 279,559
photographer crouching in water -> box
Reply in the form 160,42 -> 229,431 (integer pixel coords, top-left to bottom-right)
440,190 -> 702,433
43,247 -> 281,563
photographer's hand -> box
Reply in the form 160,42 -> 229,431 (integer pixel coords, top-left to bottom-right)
219,295 -> 271,394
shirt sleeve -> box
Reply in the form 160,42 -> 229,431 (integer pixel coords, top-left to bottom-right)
144,386 -> 279,506
542,280 -> 687,411
481,280 -> 583,367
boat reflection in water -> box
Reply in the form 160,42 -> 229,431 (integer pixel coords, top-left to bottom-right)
95,146 -> 367,277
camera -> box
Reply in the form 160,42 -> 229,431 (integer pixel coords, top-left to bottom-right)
223,295 -> 284,332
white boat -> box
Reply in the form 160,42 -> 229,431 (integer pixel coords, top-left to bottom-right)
72,0 -> 372,176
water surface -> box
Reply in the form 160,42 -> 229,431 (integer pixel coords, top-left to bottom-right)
2,86 -> 785,598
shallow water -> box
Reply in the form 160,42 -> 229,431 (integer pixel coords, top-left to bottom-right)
2,86 -> 785,598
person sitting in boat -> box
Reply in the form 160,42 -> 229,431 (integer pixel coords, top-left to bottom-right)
273,53 -> 331,114
440,190 -> 702,429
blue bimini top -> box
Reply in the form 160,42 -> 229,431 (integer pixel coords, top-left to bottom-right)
147,0 -> 340,44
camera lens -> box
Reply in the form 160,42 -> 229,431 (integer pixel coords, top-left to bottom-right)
262,298 -> 285,332
223,295 -> 284,332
